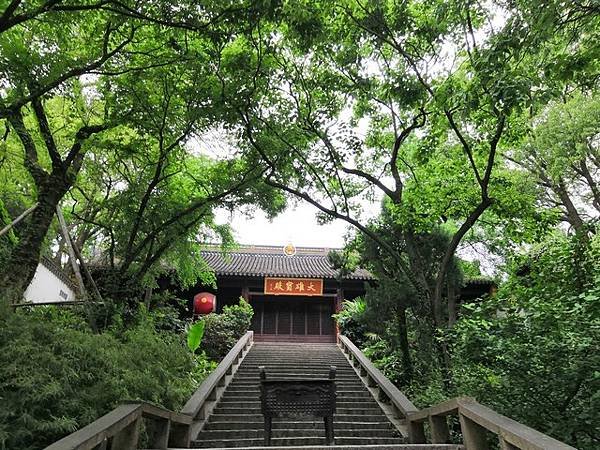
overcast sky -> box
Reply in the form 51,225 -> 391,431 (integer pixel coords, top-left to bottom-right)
215,203 -> 357,249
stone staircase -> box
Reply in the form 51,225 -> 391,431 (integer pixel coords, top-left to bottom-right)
44,333 -> 575,450
192,343 -> 407,448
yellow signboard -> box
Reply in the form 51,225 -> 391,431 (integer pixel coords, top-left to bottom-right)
264,277 -> 324,296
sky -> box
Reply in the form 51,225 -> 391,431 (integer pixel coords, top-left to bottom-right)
215,203 -> 355,249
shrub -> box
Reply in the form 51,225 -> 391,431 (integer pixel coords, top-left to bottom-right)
201,298 -> 253,360
0,307 -> 211,450
449,232 -> 600,449
332,298 -> 368,347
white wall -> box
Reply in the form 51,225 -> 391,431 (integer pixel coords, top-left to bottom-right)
23,263 -> 76,304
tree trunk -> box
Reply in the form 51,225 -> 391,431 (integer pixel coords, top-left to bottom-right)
403,231 -> 434,321
396,306 -> 413,383
578,160 -> 600,213
433,198 -> 491,329
553,179 -> 587,234
1,105 -> 106,311
0,180 -> 67,307
447,283 -> 457,327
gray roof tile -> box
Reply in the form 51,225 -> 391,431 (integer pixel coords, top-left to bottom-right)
201,245 -> 372,280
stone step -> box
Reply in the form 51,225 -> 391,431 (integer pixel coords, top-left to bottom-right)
197,428 -> 403,440
243,354 -> 346,357
245,350 -> 342,353
219,392 -> 377,406
235,372 -> 357,383
239,368 -> 353,372
240,361 -> 350,367
244,349 -> 342,352
192,436 -> 407,448
207,414 -> 390,422
239,367 -> 352,373
228,379 -> 364,386
240,367 -> 352,370
236,366 -> 356,373
243,351 -> 345,354
204,421 -> 396,431
212,406 -> 385,416
225,385 -> 366,392
215,401 -> 383,410
225,384 -> 366,391
221,391 -> 372,399
249,347 -> 340,349
171,445 -> 464,450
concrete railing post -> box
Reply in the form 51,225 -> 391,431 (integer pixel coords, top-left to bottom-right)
91,440 -> 107,450
459,412 -> 490,450
111,415 -> 141,450
366,374 -> 376,387
169,422 -> 192,448
499,437 -> 520,450
146,416 -> 170,449
407,420 -> 426,444
429,415 -> 450,443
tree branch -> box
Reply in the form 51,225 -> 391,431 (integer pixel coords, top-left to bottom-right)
0,23 -> 135,118
6,109 -> 47,184
31,97 -> 63,171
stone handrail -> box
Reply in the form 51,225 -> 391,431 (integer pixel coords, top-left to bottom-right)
44,401 -> 193,450
408,396 -> 577,450
338,335 -> 575,449
337,335 -> 419,419
181,330 -> 253,421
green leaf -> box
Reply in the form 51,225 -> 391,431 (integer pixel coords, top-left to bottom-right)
187,321 -> 206,353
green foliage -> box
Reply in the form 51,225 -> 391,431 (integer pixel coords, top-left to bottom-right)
201,298 -> 254,360
333,298 -> 368,347
0,0 -> 288,302
511,94 -> 600,233
0,307 -> 212,450
448,232 -> 600,449
362,339 -> 406,385
187,320 -> 206,353
147,292 -> 189,334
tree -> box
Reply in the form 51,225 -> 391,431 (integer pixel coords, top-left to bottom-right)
333,203 -> 464,384
1,88 -> 109,304
0,0 -> 283,305
222,1 -> 539,375
510,95 -> 600,233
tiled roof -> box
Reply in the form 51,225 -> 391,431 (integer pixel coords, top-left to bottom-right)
40,256 -> 78,291
201,245 -> 373,280
464,277 -> 496,286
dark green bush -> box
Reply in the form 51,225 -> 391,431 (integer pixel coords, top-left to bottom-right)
448,232 -> 600,450
0,307 -> 212,450
201,298 -> 253,360
332,298 -> 368,347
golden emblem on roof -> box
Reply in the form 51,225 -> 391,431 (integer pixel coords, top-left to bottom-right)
283,243 -> 296,256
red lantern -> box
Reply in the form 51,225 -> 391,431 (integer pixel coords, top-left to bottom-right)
193,292 -> 216,315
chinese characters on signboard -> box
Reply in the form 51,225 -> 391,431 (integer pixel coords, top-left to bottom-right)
264,277 -> 324,296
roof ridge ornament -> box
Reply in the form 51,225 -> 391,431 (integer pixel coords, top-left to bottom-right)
283,242 -> 296,257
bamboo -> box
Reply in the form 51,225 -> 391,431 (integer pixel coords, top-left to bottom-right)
56,206 -> 87,300
0,202 -> 38,237
68,228 -> 104,304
